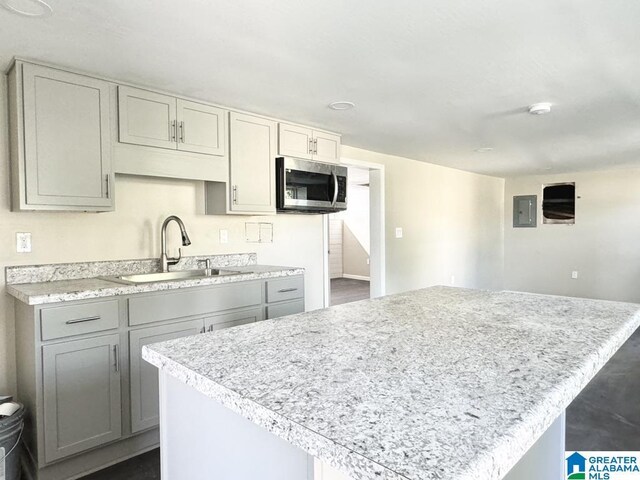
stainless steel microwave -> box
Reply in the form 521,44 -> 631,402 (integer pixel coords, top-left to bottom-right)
276,157 -> 347,214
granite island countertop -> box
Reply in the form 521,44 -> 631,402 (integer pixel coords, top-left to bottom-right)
143,286 -> 640,480
6,254 -> 303,305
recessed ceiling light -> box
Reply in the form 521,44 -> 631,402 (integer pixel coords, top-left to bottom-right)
475,147 -> 494,153
528,103 -> 552,115
0,0 -> 52,17
328,101 -> 355,111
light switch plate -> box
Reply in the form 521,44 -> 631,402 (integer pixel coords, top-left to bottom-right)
219,229 -> 228,244
16,232 -> 32,253
395,227 -> 403,238
571,271 -> 578,279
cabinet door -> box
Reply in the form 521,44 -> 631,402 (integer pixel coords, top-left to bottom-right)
204,307 -> 264,332
129,319 -> 204,433
278,123 -> 313,160
118,86 -> 177,150
313,131 -> 341,164
176,99 -> 226,156
21,64 -> 113,209
42,334 -> 122,463
229,112 -> 277,213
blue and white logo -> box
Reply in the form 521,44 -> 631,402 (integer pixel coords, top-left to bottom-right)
566,452 -> 640,480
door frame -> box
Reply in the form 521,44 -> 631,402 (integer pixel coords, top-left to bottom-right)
323,158 -> 386,307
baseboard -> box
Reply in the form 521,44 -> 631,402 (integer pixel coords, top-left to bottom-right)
342,274 -> 370,281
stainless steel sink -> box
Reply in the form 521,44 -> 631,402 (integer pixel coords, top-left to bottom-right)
103,269 -> 242,285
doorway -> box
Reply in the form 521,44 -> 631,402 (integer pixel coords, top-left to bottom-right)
323,159 -> 385,307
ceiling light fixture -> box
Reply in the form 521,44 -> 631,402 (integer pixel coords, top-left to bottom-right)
0,0 -> 52,17
528,103 -> 552,115
328,101 -> 355,111
475,147 -> 494,153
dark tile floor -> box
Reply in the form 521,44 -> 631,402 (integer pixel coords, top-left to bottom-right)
80,449 -> 159,480
79,304 -> 640,479
566,328 -> 640,450
330,278 -> 370,306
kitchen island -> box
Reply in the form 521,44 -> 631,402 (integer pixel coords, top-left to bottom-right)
142,286 -> 640,480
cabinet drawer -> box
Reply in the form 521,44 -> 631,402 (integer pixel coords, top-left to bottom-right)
128,282 -> 262,326
266,299 -> 305,319
40,300 -> 119,341
266,276 -> 304,303
205,307 -> 264,332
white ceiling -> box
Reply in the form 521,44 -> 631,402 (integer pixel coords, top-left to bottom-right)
2,0 -> 640,177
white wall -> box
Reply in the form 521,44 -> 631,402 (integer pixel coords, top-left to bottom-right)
342,146 -> 505,295
504,169 -> 640,303
0,75 -> 325,394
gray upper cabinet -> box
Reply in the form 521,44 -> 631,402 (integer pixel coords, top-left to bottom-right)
42,333 -> 122,463
117,86 -> 226,157
229,112 -> 277,213
278,122 -> 341,164
8,62 -> 114,211
278,123 -> 313,160
117,86 -> 177,150
176,99 -> 225,156
313,131 -> 341,164
129,319 -> 204,433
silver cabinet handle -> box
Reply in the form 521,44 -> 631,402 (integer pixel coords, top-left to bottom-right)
170,120 -> 176,142
104,175 -> 110,198
313,138 -> 318,155
331,171 -> 339,207
65,315 -> 100,325
113,344 -> 119,373
200,326 -> 206,334
179,121 -> 185,143
278,288 -> 298,293
232,185 -> 238,204
309,138 -> 314,155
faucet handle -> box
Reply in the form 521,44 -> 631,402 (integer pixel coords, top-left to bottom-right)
197,258 -> 213,276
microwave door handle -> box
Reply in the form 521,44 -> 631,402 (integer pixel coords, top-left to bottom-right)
331,171 -> 339,207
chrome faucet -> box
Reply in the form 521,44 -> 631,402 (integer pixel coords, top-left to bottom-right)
160,215 -> 191,272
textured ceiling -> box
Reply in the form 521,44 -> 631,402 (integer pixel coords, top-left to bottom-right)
1,0 -> 640,177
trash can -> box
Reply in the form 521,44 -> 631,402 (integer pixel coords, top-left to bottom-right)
0,401 -> 24,480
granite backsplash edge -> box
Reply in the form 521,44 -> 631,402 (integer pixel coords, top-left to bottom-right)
5,253 -> 258,284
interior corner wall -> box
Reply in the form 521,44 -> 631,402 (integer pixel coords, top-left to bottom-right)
342,146 -> 505,296
504,168 -> 640,303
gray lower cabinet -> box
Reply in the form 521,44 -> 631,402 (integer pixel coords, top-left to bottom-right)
15,274 -> 304,480
42,333 -> 122,463
129,318 -> 204,433
266,299 -> 305,319
205,306 -> 264,332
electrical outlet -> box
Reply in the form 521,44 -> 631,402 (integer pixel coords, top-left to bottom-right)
16,232 -> 32,253
219,229 -> 228,244
571,271 -> 579,279
450,275 -> 455,285
395,227 -> 403,238
366,258 -> 370,265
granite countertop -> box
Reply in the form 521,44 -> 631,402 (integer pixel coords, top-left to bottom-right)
7,255 -> 303,305
143,286 -> 640,480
